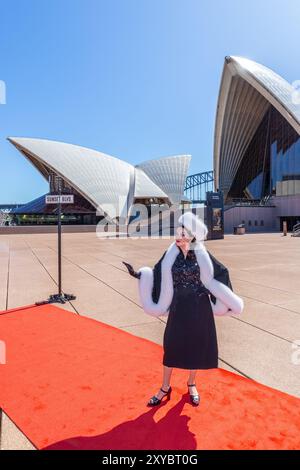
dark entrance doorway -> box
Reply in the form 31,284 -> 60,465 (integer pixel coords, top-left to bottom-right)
279,216 -> 300,232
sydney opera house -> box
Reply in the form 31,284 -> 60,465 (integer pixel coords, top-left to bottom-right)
7,55 -> 300,232
215,56 -> 300,232
8,137 -> 191,225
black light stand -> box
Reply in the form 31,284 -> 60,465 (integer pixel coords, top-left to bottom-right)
36,176 -> 76,305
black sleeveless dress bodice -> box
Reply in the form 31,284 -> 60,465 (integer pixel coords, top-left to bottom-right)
162,248 -> 218,370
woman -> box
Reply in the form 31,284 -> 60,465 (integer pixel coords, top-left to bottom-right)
123,211 -> 244,407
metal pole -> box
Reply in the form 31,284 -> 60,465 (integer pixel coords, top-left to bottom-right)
283,220 -> 287,236
35,178 -> 76,305
58,180 -> 62,296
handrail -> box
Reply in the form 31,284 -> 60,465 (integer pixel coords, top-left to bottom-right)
292,222 -> 300,234
225,196 -> 274,207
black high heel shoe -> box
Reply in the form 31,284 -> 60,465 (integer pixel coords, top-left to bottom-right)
187,382 -> 200,406
147,385 -> 172,406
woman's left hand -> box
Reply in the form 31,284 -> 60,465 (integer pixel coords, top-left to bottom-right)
122,261 -> 141,279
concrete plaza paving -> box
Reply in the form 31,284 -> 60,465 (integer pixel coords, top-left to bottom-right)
0,231 -> 299,399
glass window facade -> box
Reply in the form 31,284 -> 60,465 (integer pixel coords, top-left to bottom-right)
228,106 -> 300,200
11,177 -> 103,225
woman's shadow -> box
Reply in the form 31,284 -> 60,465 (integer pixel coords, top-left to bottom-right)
43,394 -> 197,450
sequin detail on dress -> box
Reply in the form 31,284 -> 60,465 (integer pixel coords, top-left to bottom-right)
171,248 -> 211,297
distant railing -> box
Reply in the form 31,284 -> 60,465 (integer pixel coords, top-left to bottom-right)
225,195 -> 274,208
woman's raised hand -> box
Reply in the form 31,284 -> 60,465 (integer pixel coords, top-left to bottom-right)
122,261 -> 141,279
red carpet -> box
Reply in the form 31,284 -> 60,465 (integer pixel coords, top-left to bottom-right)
0,304 -> 299,450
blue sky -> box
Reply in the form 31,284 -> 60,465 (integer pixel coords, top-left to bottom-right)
0,0 -> 300,203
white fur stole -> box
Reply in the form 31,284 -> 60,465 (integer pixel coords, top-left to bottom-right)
137,241 -> 244,317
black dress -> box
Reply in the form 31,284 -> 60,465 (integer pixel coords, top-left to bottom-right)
162,248 -> 219,370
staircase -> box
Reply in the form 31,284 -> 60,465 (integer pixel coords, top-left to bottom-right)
291,222 -> 300,237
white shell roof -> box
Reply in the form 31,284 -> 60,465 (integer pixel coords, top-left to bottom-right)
134,167 -> 168,199
8,137 -> 134,218
8,137 -> 191,217
136,154 -> 191,204
214,56 -> 300,198
231,56 -> 300,125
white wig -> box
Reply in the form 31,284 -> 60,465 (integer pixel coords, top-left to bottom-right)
178,211 -> 208,242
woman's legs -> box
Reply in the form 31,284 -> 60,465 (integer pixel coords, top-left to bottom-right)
187,369 -> 198,396
153,365 -> 173,400
162,365 -> 173,388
